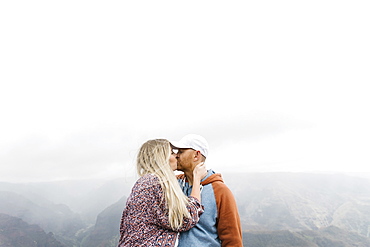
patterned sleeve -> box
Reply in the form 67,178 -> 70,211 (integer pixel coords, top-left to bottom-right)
176,195 -> 204,232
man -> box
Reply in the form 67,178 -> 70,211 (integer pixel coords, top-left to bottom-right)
171,134 -> 243,247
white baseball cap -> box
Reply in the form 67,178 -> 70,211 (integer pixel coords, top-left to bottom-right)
171,134 -> 209,158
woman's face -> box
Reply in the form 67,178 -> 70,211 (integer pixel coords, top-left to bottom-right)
169,150 -> 178,171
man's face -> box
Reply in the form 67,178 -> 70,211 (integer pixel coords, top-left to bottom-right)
176,148 -> 196,172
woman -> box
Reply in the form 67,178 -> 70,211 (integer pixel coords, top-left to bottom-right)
118,139 -> 206,246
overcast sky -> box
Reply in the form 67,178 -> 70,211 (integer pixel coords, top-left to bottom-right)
1,0 -> 369,183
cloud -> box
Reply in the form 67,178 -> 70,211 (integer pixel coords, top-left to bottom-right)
1,0 -> 369,182
0,128 -> 137,182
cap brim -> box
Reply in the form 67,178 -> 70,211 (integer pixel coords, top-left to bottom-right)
170,141 -> 191,149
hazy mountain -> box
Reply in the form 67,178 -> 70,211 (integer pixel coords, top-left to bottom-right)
0,213 -> 65,247
0,177 -> 134,224
76,172 -> 370,247
74,178 -> 133,223
1,172 -> 370,246
80,196 -> 126,247
244,230 -> 317,247
0,191 -> 84,239
302,226 -> 370,246
243,226 -> 370,247
222,172 -> 370,237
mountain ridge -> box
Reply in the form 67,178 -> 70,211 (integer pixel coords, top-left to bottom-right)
1,172 -> 370,246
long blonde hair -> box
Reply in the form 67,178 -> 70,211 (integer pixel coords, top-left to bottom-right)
136,139 -> 191,230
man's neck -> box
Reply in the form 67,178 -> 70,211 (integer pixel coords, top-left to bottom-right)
184,170 -> 194,185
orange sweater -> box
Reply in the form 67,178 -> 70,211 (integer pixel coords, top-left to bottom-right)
177,170 -> 243,246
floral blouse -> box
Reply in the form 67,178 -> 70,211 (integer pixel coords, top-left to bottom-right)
118,174 -> 204,247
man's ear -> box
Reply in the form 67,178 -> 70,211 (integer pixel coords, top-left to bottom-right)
194,150 -> 201,162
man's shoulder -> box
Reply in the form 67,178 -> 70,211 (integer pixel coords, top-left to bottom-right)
202,172 -> 224,185
210,178 -> 235,198
211,179 -> 230,190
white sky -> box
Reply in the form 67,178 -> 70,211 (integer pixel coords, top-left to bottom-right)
1,0 -> 369,182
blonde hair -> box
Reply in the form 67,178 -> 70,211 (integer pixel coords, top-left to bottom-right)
136,139 -> 191,230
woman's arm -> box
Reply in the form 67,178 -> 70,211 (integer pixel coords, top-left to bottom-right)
190,162 -> 207,201
175,163 -> 207,232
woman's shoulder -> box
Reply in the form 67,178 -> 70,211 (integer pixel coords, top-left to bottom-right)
135,174 -> 161,188
130,174 -> 163,200
139,173 -> 159,182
